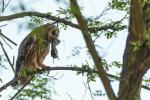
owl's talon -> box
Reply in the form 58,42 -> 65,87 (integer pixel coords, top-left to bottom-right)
36,67 -> 42,70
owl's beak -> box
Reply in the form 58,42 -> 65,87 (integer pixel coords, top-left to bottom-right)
51,38 -> 60,58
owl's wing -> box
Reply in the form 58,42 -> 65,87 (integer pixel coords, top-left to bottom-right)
15,34 -> 36,76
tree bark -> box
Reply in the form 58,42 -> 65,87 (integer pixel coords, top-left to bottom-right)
70,0 -> 116,100
118,0 -> 150,100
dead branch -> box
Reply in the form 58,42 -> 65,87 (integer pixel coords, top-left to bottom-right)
0,29 -> 17,46
0,41 -> 15,74
1,0 -> 11,13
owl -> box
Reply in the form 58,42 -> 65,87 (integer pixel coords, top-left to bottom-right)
14,24 -> 60,86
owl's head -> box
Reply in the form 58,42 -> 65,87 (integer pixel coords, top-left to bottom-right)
46,24 -> 60,58
46,24 -> 59,42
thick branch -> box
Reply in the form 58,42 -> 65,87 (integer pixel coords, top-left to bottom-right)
0,11 -> 79,28
0,66 -> 149,92
70,0 -> 116,100
118,0 -> 149,100
0,11 -> 125,33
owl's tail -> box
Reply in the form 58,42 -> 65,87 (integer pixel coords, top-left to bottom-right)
11,57 -> 22,87
11,75 -> 33,88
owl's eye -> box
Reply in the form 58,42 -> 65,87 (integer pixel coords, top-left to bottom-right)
52,31 -> 56,35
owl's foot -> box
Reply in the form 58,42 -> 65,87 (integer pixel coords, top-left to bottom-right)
38,63 -> 48,69
35,66 -> 43,70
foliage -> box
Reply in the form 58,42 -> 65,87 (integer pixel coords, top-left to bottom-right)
87,14 -> 127,39
87,18 -> 104,30
102,59 -> 122,71
109,0 -> 130,11
93,90 -> 105,96
15,75 -> 55,100
131,41 -> 141,52
56,7 -> 74,21
30,17 -> 45,25
56,7 -> 75,30
143,77 -> 150,86
76,59 -> 122,83
0,55 -> 7,69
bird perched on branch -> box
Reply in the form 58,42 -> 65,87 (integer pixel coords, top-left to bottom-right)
13,23 -> 60,86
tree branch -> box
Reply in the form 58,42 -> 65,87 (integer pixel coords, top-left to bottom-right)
0,66 -> 149,93
118,0 -> 149,99
0,11 -> 126,33
10,76 -> 34,100
0,41 -> 15,74
69,0 -> 116,100
0,11 -> 79,28
1,0 -> 11,13
0,29 -> 17,46
0,78 -> 17,92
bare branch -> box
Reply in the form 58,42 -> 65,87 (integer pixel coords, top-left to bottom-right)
0,41 -> 15,74
2,0 -> 5,12
0,34 -> 12,49
2,0 -> 11,13
0,24 -> 7,27
0,78 -> 17,92
0,29 -> 17,46
86,78 -> 95,100
95,5 -> 111,20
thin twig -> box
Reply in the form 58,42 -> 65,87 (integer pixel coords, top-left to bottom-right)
2,0 -> 5,12
0,41 -> 15,74
2,0 -> 11,13
12,56 -> 15,67
42,72 -> 64,80
0,35 -> 12,49
92,31 -> 103,43
66,92 -> 74,100
95,5 -> 111,20
81,82 -> 87,100
0,31 -> 17,46
87,79 -> 95,100
10,76 -> 34,100
0,24 -> 7,27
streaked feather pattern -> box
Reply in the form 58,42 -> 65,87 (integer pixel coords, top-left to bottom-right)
13,24 -> 59,86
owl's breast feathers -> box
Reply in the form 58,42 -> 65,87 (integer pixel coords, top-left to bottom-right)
14,29 -> 50,86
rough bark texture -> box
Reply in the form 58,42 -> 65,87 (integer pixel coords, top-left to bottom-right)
118,0 -> 150,100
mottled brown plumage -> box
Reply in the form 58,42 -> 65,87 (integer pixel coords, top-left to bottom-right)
14,24 -> 60,85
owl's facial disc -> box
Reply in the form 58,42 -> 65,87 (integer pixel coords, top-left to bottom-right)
48,28 -> 59,41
